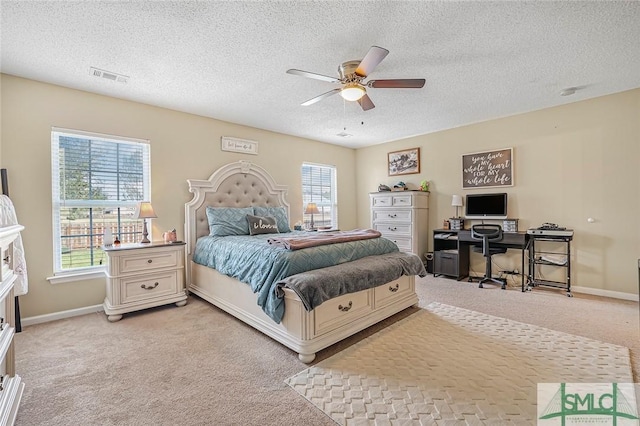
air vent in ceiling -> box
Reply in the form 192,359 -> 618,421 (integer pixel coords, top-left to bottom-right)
90,67 -> 128,84
336,131 -> 352,138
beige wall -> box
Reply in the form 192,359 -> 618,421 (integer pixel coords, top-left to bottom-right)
2,73 -> 638,319
0,74 -> 357,318
356,88 -> 640,297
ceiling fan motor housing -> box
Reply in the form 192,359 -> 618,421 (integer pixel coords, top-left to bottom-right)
339,60 -> 363,83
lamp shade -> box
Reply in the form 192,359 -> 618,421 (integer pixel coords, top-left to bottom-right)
304,202 -> 320,215
136,201 -> 157,219
451,195 -> 463,207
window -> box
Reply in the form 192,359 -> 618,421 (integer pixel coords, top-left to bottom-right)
51,128 -> 151,274
301,163 -> 337,229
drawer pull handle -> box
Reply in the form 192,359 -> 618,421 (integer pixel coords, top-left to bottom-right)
141,282 -> 159,290
389,284 -> 399,292
388,226 -> 397,231
388,214 -> 397,218
338,301 -> 352,312
147,259 -> 153,263
3,255 -> 9,264
0,317 -> 4,331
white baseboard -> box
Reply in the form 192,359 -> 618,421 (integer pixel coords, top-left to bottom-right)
571,286 -> 638,302
21,304 -> 103,327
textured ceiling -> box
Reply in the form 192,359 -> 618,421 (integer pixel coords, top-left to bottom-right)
1,1 -> 639,149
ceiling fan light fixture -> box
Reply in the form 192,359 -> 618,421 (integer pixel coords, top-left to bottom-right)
340,84 -> 365,101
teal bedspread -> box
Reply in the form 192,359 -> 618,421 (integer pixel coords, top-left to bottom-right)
192,232 -> 399,323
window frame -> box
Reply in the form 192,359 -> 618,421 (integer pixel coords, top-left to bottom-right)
50,127 -> 151,277
301,162 -> 337,229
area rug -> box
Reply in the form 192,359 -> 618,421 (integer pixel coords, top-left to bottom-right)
285,302 -> 633,425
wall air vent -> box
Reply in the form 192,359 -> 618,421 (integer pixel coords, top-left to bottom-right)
90,67 -> 128,84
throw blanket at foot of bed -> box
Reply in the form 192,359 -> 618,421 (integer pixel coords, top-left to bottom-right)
277,251 -> 427,311
267,229 -> 381,250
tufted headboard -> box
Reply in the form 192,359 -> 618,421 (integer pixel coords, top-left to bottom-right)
184,161 -> 289,278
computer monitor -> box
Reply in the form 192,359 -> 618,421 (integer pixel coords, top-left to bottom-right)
465,193 -> 508,219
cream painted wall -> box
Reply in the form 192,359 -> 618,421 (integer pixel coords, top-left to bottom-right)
0,74 -> 356,318
356,88 -> 640,297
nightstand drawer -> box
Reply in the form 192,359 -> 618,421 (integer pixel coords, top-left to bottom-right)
119,249 -> 179,274
120,270 -> 179,304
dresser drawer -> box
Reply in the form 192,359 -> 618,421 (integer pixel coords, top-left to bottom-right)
314,290 -> 371,336
120,270 -> 179,304
374,278 -> 413,305
118,249 -> 179,274
391,194 -> 413,206
371,195 -> 393,207
372,209 -> 412,223
385,236 -> 412,252
374,223 -> 412,236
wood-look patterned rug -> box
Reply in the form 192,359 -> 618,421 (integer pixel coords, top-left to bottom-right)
286,302 -> 633,425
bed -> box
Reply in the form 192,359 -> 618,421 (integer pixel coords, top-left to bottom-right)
185,160 -> 423,362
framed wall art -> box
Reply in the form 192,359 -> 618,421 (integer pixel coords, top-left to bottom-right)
462,147 -> 513,189
388,147 -> 420,176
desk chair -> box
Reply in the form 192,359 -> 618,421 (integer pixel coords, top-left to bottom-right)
471,224 -> 507,289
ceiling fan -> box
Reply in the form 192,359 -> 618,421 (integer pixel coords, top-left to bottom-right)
286,46 -> 425,111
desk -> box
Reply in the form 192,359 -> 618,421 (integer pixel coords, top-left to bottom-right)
433,229 -> 530,290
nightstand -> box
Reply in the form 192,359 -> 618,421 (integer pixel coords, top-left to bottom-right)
103,242 -> 187,322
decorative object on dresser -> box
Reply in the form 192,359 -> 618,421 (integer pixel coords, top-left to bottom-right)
388,147 -> 420,176
103,242 -> 187,322
135,201 -> 157,244
0,224 -> 26,424
370,191 -> 429,256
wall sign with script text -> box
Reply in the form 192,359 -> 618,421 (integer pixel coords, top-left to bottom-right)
462,148 -> 513,189
221,137 -> 259,155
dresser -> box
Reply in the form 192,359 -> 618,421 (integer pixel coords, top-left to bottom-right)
0,225 -> 25,425
370,191 -> 429,257
103,242 -> 187,322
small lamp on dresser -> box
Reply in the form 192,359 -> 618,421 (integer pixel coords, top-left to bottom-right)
136,201 -> 157,243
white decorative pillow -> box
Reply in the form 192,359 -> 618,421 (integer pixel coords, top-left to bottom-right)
206,206 -> 254,236
253,206 -> 291,233
246,214 -> 280,235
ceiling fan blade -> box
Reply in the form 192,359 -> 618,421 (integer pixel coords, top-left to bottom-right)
358,94 -> 375,111
301,88 -> 341,106
286,69 -> 340,83
368,79 -> 426,89
355,46 -> 389,77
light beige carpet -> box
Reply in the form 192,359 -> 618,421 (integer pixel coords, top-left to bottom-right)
286,302 -> 634,425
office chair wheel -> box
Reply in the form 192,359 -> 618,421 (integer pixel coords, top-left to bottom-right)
478,282 -> 483,289
566,292 -> 573,297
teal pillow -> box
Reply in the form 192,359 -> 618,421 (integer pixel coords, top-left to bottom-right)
206,206 -> 254,236
254,206 -> 291,233
246,214 -> 279,235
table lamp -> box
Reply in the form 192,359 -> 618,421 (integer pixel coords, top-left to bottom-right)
304,202 -> 320,230
136,201 -> 157,243
451,195 -> 463,218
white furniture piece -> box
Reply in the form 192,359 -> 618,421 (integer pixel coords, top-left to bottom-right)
103,242 -> 187,322
0,225 -> 25,425
370,191 -> 429,257
185,161 -> 418,362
